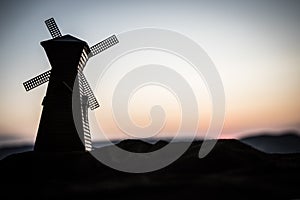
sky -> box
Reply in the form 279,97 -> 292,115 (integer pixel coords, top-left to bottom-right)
0,0 -> 299,145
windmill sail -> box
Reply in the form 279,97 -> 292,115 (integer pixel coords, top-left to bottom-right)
77,49 -> 96,151
81,95 -> 92,151
89,35 -> 119,57
45,18 -> 62,38
80,73 -> 100,110
23,70 -> 51,91
77,47 -> 100,110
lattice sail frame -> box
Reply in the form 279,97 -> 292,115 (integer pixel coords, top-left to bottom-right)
81,74 -> 99,110
89,35 -> 119,57
77,48 -> 100,110
23,70 -> 51,91
45,18 -> 62,38
77,48 -> 94,151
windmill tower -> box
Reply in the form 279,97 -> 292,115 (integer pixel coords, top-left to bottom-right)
23,18 -> 119,152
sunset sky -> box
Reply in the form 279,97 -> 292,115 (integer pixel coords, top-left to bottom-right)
0,0 -> 299,145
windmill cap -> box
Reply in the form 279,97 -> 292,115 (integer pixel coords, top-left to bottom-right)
41,34 -> 91,52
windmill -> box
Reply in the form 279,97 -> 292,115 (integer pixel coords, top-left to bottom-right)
23,18 -> 119,152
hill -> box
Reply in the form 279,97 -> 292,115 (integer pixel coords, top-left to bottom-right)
1,139 -> 300,199
241,131 -> 300,153
0,144 -> 33,160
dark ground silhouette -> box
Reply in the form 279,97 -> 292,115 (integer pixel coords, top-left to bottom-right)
1,139 -> 300,199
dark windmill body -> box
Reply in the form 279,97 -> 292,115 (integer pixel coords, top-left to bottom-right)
23,18 -> 119,152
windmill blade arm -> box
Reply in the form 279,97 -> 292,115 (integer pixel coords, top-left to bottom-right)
23,70 -> 51,91
80,73 -> 100,110
45,18 -> 62,38
89,35 -> 119,57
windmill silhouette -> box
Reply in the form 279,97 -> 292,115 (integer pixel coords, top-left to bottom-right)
23,18 -> 119,152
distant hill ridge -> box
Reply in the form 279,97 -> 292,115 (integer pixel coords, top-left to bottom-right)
241,131 -> 300,153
